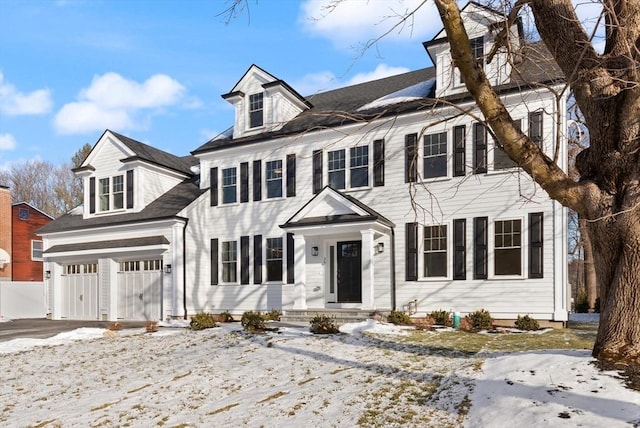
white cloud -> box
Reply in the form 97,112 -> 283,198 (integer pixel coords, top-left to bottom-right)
0,72 -> 53,116
300,0 -> 440,48
0,133 -> 17,151
54,72 -> 185,135
346,64 -> 410,86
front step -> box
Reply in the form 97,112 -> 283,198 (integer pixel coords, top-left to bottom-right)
281,309 -> 389,325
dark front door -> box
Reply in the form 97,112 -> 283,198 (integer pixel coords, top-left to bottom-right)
337,241 -> 362,303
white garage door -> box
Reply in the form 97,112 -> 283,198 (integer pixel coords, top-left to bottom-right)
117,259 -> 162,321
60,263 -> 99,320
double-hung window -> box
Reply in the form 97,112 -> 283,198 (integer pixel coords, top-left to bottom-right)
266,160 -> 283,198
494,219 -> 522,275
424,225 -> 447,277
31,240 -> 43,261
249,92 -> 264,128
98,178 -> 110,211
113,175 -> 124,209
529,111 -> 543,147
222,167 -> 237,204
221,241 -> 237,282
97,175 -> 124,212
350,146 -> 369,187
459,37 -> 484,84
423,132 -> 448,178
328,149 -> 346,189
266,237 -> 283,282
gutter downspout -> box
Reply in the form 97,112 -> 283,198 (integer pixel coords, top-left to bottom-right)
182,218 -> 188,320
390,227 -> 397,311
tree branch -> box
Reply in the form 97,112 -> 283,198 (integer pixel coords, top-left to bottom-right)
433,0 -> 599,216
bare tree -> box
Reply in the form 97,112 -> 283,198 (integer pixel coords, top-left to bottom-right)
0,144 -> 91,218
434,0 -> 639,364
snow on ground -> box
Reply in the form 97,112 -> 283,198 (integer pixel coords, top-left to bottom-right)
0,320 -> 638,427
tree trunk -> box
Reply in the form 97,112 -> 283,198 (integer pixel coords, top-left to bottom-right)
434,0 -> 640,365
578,218 -> 597,312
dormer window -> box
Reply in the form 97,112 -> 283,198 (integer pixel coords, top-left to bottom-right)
459,36 -> 484,84
249,92 -> 264,128
98,175 -> 124,212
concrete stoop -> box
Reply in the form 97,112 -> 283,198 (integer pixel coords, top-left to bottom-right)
280,309 -> 389,325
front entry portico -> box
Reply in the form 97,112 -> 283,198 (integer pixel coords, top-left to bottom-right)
281,187 -> 395,311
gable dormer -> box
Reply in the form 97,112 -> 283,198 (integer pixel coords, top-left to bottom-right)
74,130 -> 193,220
222,65 -> 311,139
423,2 -> 522,98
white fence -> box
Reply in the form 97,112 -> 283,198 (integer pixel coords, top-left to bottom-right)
0,281 -> 46,319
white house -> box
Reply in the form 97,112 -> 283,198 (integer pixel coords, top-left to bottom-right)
39,3 -> 569,324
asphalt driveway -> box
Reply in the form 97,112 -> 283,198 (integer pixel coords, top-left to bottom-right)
0,319 -> 148,342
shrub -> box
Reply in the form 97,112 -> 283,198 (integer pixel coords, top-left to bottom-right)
241,311 -> 266,332
429,310 -> 453,327
575,289 -> 589,313
264,309 -> 282,321
514,315 -> 540,331
219,310 -> 234,323
459,316 -> 474,332
386,310 -> 412,325
190,312 -> 218,330
309,314 -> 339,334
467,309 -> 493,331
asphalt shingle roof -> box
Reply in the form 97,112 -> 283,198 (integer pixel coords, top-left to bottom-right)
38,179 -> 205,234
193,41 -> 563,155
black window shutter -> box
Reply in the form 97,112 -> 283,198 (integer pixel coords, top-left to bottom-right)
253,235 -> 262,284
253,160 -> 262,201
312,150 -> 323,194
240,162 -> 249,203
210,167 -> 218,206
529,212 -> 544,278
473,123 -> 487,174
89,177 -> 96,214
211,238 -> 219,285
453,218 -> 466,280
286,233 -> 295,284
405,222 -> 418,281
373,139 -> 385,186
474,217 -> 488,279
286,154 -> 296,197
240,236 -> 250,284
126,170 -> 134,209
453,125 -> 466,177
405,134 -> 418,183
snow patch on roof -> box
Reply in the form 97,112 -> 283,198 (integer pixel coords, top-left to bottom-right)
358,78 -> 436,111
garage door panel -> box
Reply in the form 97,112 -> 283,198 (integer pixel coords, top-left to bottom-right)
117,259 -> 162,321
61,264 -> 99,320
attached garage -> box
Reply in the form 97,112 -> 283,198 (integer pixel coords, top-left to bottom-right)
117,259 -> 163,320
60,263 -> 99,320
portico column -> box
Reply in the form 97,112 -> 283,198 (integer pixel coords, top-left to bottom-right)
292,234 -> 307,310
361,229 -> 375,309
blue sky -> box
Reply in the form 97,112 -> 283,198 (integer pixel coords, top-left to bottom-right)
0,0 -> 446,168
0,0 -> 603,169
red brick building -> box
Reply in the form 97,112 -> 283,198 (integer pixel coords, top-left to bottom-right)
11,202 -> 53,281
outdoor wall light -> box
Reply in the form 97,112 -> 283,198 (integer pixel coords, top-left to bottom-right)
45,270 -> 51,279
376,242 -> 384,253
165,264 -> 172,274
311,246 -> 319,256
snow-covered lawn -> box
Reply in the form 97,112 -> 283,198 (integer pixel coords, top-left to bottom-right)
0,320 -> 638,427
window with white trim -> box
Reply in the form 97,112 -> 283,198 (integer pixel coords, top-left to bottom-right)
222,167 -> 237,204
423,225 -> 447,277
249,92 -> 264,128
31,240 -> 43,261
458,36 -> 484,84
222,241 -> 238,282
423,132 -> 448,178
328,149 -> 346,189
350,146 -> 369,187
266,160 -> 283,198
97,175 -> 125,212
494,219 -> 522,275
266,237 -> 283,282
